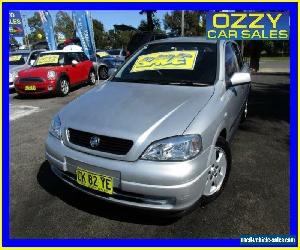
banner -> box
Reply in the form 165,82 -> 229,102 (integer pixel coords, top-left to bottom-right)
39,11 -> 57,50
9,11 -> 24,37
206,11 -> 290,40
72,11 -> 96,60
130,51 -> 198,73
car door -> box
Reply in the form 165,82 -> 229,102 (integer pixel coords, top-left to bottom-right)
231,43 -> 251,104
79,52 -> 92,81
64,53 -> 84,84
224,42 -> 246,133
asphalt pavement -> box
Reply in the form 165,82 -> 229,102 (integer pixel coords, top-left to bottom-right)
9,74 -> 290,238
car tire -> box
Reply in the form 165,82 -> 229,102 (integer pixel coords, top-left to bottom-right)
201,136 -> 231,205
89,70 -> 96,85
56,77 -> 70,97
98,66 -> 109,80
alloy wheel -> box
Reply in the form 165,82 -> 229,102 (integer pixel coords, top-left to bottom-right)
61,79 -> 69,95
90,71 -> 96,84
203,146 -> 227,196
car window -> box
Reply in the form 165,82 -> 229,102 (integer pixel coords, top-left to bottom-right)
114,42 -> 217,85
121,50 -> 127,56
225,43 -> 239,80
33,53 -> 65,67
79,52 -> 89,61
9,53 -> 29,65
66,53 -> 80,64
108,49 -> 121,55
231,43 -> 244,70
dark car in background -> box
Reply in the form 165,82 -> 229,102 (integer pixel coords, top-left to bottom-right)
107,49 -> 127,62
94,50 -> 124,79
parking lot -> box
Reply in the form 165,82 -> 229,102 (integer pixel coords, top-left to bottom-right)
10,74 -> 289,238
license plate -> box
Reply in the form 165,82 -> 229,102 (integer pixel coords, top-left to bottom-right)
25,85 -> 36,91
76,167 -> 113,195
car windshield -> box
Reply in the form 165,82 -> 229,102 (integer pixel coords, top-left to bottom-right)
9,53 -> 29,65
108,49 -> 121,55
33,53 -> 64,67
113,42 -> 217,85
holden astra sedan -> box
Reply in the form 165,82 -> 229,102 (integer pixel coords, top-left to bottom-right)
15,50 -> 95,97
45,37 -> 250,212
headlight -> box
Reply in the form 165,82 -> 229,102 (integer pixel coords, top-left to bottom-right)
141,135 -> 202,161
47,70 -> 56,80
49,115 -> 62,140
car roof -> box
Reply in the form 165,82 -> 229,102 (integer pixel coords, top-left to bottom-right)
10,50 -> 31,54
148,36 -> 221,45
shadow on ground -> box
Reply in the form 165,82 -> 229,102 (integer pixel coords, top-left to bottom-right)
13,83 -> 90,100
247,81 -> 289,122
37,161 -> 180,226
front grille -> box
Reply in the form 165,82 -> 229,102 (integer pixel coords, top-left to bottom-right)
19,77 -> 44,83
68,128 -> 133,155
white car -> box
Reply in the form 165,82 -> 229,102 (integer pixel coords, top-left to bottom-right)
9,49 -> 45,90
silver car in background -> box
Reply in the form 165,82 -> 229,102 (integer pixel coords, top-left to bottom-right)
9,49 -> 45,89
45,37 -> 250,213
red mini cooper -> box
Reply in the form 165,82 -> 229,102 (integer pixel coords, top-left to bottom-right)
15,51 -> 96,96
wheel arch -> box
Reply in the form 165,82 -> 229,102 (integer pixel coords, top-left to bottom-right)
58,72 -> 70,82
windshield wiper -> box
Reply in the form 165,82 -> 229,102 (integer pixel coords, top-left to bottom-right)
112,78 -> 210,86
165,80 -> 210,86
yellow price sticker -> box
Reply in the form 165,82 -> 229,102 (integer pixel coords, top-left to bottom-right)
130,50 -> 198,73
36,55 -> 59,65
97,51 -> 109,57
9,55 -> 22,62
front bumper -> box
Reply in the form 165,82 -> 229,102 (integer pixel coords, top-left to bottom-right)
15,80 -> 56,95
45,134 -> 211,211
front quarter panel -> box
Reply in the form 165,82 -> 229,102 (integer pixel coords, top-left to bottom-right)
184,79 -> 231,170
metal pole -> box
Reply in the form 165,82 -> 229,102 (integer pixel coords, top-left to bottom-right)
181,10 -> 185,37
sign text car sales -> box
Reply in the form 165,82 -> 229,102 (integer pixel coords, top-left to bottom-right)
206,12 -> 289,40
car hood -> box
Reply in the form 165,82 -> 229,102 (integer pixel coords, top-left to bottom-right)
59,81 -> 214,161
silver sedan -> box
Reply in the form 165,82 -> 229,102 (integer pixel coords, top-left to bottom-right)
45,37 -> 250,213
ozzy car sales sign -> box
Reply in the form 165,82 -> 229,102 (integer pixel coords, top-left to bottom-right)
206,12 -> 289,40
9,11 -> 24,37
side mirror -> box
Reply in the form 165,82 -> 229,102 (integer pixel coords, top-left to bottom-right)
72,60 -> 79,66
29,60 -> 35,66
230,72 -> 251,86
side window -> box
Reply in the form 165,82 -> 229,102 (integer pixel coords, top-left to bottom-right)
232,44 -> 244,69
79,52 -> 89,61
121,50 -> 127,56
225,43 -> 239,80
66,53 -> 80,64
